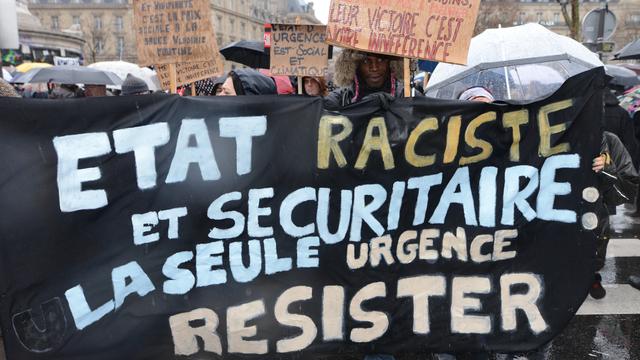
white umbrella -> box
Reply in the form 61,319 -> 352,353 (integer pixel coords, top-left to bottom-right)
426,23 -> 604,101
2,68 -> 11,81
88,61 -> 160,91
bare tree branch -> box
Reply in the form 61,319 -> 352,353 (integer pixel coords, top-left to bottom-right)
81,19 -> 111,64
474,0 -> 520,35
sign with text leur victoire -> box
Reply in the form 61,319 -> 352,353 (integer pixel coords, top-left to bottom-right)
325,0 -> 481,64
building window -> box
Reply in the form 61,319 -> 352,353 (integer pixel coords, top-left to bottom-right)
253,25 -> 258,37
96,39 -> 104,54
229,18 -> 235,32
117,37 -> 124,57
241,22 -> 246,34
73,15 -> 80,26
631,14 -> 640,24
51,16 -> 59,30
536,12 -> 543,23
553,13 -> 560,24
518,12 -> 526,24
115,16 -> 123,31
94,16 -> 102,30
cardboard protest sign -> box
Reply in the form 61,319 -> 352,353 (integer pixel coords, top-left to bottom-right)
269,24 -> 329,77
133,0 -> 217,66
156,57 -> 223,90
0,69 -> 605,359
326,0 -> 481,64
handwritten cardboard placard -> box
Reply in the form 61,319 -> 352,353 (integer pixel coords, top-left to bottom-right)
269,24 -> 329,77
133,0 -> 217,66
325,0 -> 480,64
156,57 -> 224,90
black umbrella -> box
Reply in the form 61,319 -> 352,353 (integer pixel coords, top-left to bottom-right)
605,65 -> 640,89
614,39 -> 640,60
220,40 -> 270,69
11,66 -> 122,85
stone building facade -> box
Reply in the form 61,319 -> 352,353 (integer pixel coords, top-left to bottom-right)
29,0 -> 319,66
7,0 -> 85,64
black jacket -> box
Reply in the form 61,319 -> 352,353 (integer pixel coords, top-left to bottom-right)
603,91 -> 638,164
231,69 -> 277,95
323,78 -> 404,110
599,131 -> 640,210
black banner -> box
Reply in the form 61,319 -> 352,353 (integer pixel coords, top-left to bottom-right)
0,69 -> 604,359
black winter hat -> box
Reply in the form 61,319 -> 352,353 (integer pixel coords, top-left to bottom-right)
121,74 -> 149,95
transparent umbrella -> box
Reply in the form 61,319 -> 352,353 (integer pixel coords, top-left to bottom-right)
2,68 -> 11,81
426,23 -> 604,101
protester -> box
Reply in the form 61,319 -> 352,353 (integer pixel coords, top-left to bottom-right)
212,76 -> 227,95
258,69 -> 295,94
603,88 -> 637,165
324,50 -> 404,108
49,84 -> 82,99
0,78 -> 20,98
84,84 -> 107,97
302,76 -> 328,96
458,86 -> 495,103
601,87 -> 640,217
218,69 -> 277,96
121,74 -> 150,96
195,75 -> 227,96
591,131 -> 639,299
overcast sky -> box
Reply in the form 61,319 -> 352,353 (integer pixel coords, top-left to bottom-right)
312,0 -> 331,24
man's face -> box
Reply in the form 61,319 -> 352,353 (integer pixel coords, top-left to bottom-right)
358,55 -> 390,89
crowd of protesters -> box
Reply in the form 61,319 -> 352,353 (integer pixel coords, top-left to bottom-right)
2,48 -> 640,360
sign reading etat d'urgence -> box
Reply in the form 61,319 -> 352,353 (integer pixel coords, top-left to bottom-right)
270,24 -> 329,77
0,70 -> 604,359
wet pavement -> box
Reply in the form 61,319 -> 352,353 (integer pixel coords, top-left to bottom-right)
545,205 -> 640,360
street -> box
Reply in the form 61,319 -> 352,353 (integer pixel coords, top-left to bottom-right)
543,205 -> 640,360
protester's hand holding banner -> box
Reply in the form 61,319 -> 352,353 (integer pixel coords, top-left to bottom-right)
0,69 -> 604,359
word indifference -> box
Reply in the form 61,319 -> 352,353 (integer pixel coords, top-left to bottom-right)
327,3 -> 469,60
